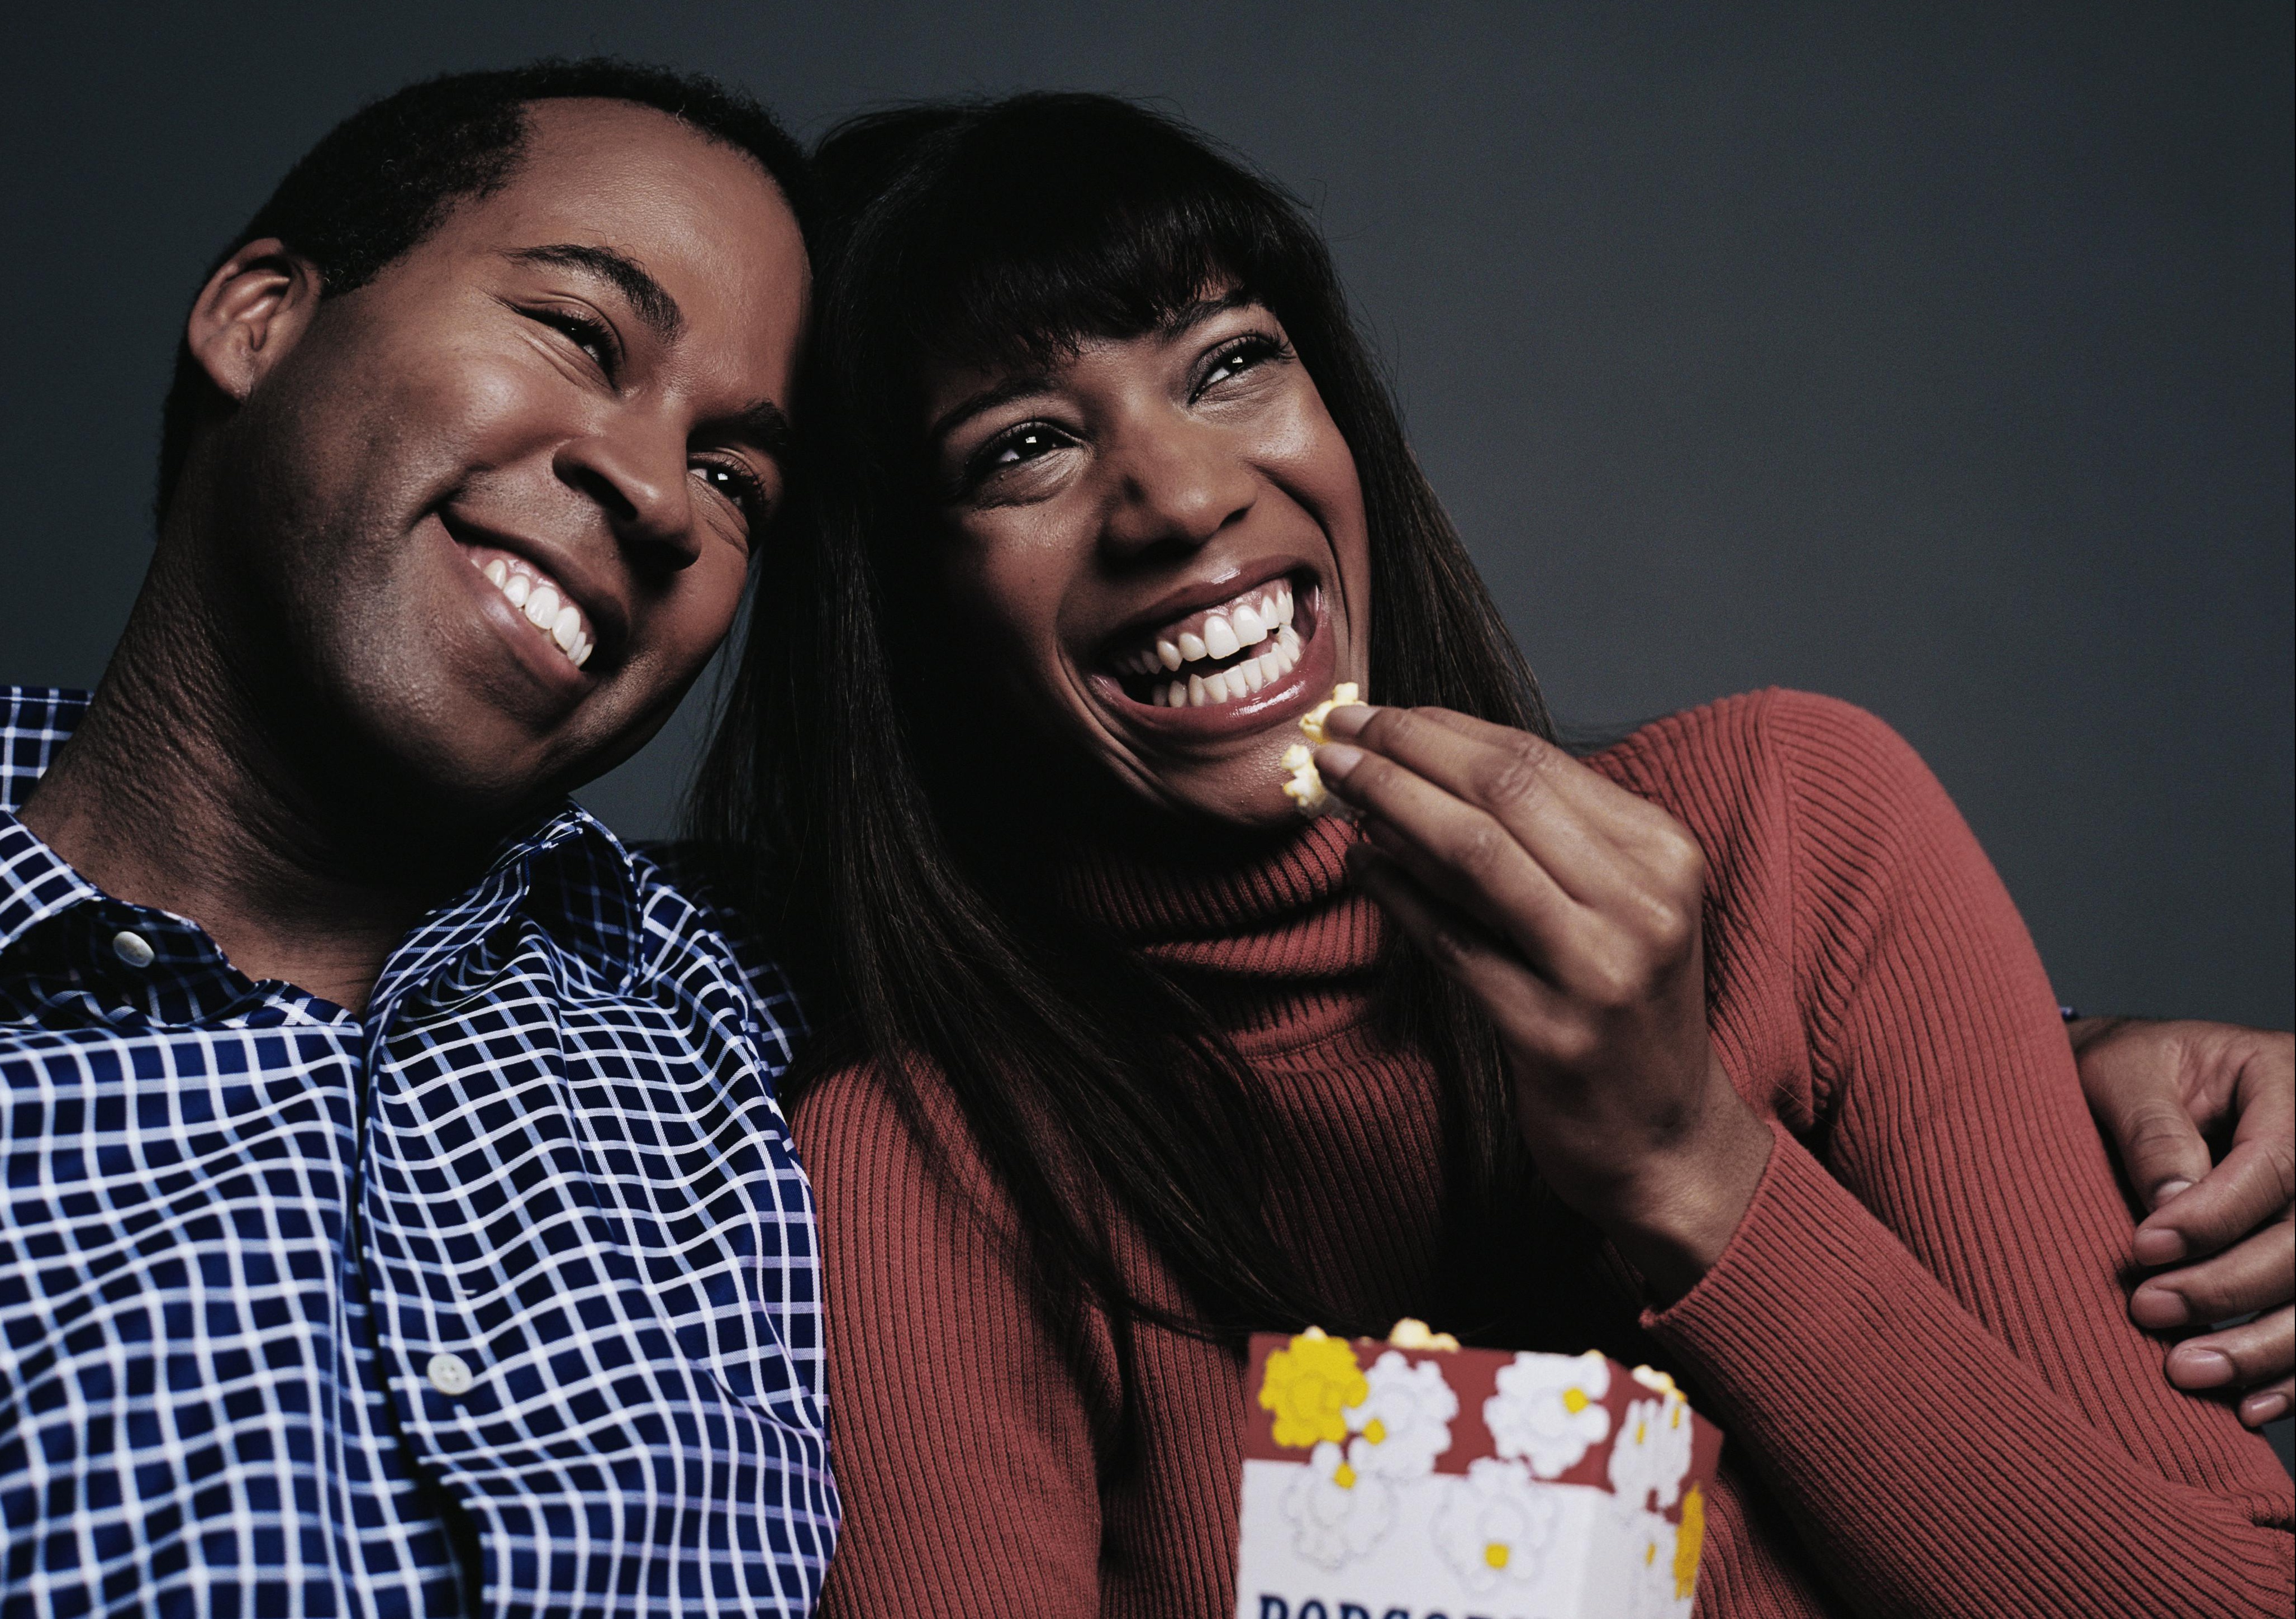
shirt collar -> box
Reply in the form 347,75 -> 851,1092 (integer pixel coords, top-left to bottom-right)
0,810 -> 103,957
0,687 -> 648,1006
369,801 -> 645,1014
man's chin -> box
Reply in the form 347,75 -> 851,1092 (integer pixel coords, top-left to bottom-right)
308,708 -> 583,846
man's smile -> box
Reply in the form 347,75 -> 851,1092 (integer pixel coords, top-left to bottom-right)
467,546 -> 597,669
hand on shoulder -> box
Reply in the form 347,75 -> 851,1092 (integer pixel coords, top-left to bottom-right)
2074,1016 -> 2294,1428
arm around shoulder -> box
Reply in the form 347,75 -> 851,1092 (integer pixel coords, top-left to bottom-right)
1644,692 -> 2293,1617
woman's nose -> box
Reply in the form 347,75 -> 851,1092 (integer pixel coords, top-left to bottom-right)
1098,416 -> 1257,560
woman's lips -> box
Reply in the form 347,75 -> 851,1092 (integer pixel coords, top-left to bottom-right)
1105,574 -> 1302,709
1094,572 -> 1335,737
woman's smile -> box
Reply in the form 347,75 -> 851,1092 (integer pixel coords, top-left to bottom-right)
1089,566 -> 1338,739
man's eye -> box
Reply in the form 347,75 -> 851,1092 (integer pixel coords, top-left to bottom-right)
538,309 -> 615,370
696,461 -> 769,523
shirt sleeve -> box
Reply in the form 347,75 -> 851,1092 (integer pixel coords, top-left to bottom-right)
795,1064 -> 1114,1618
1642,692 -> 2294,1616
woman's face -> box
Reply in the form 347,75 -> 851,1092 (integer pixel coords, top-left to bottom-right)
925,294 -> 1370,828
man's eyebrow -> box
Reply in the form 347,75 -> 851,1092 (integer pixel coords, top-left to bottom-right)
508,244 -> 683,342
928,370 -> 1057,445
721,398 -> 794,461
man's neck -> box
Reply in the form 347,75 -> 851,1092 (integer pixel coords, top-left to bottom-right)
21,551 -> 495,1015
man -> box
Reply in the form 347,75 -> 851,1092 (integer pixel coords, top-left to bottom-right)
1,62 -> 826,1615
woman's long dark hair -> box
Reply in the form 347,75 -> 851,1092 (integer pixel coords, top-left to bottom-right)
690,94 -> 1552,1351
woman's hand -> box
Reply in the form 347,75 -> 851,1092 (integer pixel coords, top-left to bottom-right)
1314,704 -> 1773,1303
2074,1017 -> 2294,1427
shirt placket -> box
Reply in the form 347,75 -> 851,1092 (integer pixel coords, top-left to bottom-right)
352,869 -> 539,1603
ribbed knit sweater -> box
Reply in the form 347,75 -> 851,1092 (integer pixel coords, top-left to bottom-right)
795,689 -> 2295,1616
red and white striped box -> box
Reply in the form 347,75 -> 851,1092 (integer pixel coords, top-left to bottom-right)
1235,1326 -> 1723,1619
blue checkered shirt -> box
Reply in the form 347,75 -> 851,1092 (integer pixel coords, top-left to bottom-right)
0,688 -> 835,1617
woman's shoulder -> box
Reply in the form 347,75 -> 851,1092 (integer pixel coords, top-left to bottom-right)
1586,687 -> 1957,866
792,1053 -> 939,1162
792,1051 -> 1018,1226
1586,691 -> 1985,1114
1587,686 -> 1927,804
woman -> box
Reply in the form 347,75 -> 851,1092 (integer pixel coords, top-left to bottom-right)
693,95 -> 2294,1615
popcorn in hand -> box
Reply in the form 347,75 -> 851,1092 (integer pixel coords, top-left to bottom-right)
1281,682 -> 1362,816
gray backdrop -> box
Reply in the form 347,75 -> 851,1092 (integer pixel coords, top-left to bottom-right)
6,0 -> 2289,1463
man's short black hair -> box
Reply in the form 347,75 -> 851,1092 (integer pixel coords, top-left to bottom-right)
155,57 -> 811,518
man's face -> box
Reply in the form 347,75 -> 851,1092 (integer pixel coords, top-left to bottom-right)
193,98 -> 807,818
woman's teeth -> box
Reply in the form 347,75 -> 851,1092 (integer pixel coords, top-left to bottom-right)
1163,625 -> 1303,707
475,555 -> 595,668
1114,582 -> 1303,708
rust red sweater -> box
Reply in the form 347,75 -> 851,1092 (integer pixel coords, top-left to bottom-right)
796,690 -> 2295,1616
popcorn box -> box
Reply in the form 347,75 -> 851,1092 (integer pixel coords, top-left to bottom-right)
1235,1327 -> 1722,1619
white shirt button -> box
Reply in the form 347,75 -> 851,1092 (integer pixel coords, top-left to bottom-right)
111,931 -> 155,969
426,1352 -> 474,1397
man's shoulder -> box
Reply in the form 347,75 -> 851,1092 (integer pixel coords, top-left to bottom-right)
0,688 -> 89,813
622,839 -> 807,1051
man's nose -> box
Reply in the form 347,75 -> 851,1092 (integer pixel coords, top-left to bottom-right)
553,419 -> 700,570
1098,415 -> 1257,561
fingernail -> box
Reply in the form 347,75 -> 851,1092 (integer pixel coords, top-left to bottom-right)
2166,1346 -> 2234,1388
1314,742 -> 1365,782
2129,1286 -> 2189,1329
2241,1390 -> 2291,1427
1361,815 -> 1403,854
1320,703 -> 1372,740
2131,1226 -> 2186,1266
2150,1178 -> 2194,1209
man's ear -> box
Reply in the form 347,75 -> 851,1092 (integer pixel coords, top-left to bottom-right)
184,238 -> 325,403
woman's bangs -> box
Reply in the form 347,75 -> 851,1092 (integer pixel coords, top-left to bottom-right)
895,116 -> 1289,375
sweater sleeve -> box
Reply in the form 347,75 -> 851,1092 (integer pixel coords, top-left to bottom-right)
1641,692 -> 2294,1617
795,1065 -> 1115,1618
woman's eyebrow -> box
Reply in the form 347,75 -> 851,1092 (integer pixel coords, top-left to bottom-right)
506,244 -> 684,343
929,371 -> 1056,444
1156,287 -> 1259,336
928,296 -> 1263,444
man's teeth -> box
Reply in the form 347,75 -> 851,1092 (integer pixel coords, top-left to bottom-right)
478,556 -> 595,668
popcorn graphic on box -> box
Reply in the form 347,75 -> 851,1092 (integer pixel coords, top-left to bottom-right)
1237,1323 -> 1722,1619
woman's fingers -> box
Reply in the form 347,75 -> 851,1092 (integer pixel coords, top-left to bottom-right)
1319,708 -> 1708,1007
1319,743 -> 1590,972
1321,705 -> 1681,907
1342,844 -> 1570,1045
2165,1306 -> 2294,1406
2131,1216 -> 2294,1336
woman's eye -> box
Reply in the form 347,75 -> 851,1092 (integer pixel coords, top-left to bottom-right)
1200,336 -> 1284,392
991,426 -> 1064,466
965,423 -> 1071,487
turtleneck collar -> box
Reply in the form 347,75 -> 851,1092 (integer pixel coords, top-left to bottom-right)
1048,814 -> 1390,1047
